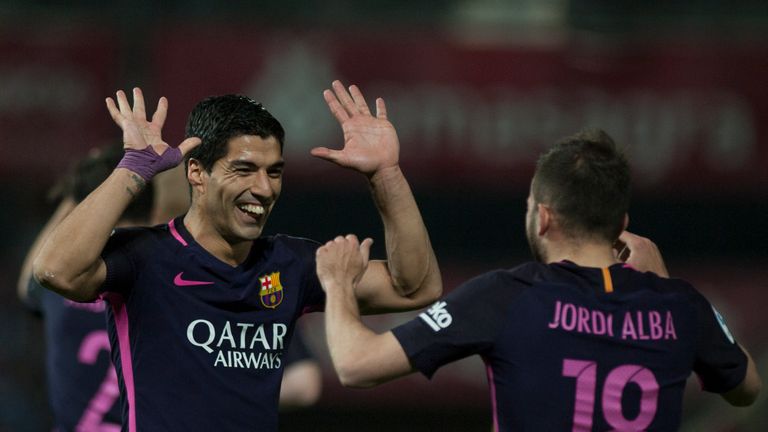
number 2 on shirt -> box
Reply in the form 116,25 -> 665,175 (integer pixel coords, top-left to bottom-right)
76,330 -> 121,432
562,358 -> 659,431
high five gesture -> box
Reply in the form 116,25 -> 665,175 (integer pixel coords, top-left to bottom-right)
312,80 -> 399,176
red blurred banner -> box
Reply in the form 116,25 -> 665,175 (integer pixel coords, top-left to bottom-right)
0,27 -> 119,179
152,26 -> 768,193
3,25 -> 767,195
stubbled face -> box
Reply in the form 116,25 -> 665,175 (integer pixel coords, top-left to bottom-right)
199,134 -> 284,243
525,192 -> 545,263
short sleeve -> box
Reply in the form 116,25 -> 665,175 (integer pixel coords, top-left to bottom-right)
692,292 -> 748,393
99,227 -> 149,296
392,270 -> 524,379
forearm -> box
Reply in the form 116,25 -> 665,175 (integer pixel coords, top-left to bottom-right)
325,283 -> 412,388
369,166 -> 441,300
33,168 -> 144,300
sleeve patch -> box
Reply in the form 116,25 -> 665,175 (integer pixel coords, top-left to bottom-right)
711,305 -> 735,344
419,301 -> 453,332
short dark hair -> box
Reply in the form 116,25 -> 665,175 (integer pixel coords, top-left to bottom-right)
184,95 -> 285,172
68,144 -> 153,222
531,128 -> 630,242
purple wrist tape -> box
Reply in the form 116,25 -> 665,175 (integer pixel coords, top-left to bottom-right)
116,147 -> 182,182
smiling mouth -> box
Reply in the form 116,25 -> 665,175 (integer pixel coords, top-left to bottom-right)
237,203 -> 265,218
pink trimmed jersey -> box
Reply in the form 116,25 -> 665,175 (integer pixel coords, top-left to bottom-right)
99,217 -> 324,431
392,261 -> 749,431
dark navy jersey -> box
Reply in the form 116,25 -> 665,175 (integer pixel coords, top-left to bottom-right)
282,328 -> 314,366
26,277 -> 121,431
392,261 -> 748,432
99,217 -> 325,432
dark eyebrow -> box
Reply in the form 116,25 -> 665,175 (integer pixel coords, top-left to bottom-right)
229,160 -> 285,170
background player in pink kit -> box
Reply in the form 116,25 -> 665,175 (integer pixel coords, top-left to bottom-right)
315,129 -> 761,431
18,145 -> 154,431
32,81 -> 441,431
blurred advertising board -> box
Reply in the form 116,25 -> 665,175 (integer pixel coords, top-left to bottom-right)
153,26 -> 768,194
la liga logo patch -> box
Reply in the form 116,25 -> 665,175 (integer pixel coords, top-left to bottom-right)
259,272 -> 284,309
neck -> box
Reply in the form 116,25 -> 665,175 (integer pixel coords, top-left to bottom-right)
184,207 -> 252,267
544,239 -> 619,268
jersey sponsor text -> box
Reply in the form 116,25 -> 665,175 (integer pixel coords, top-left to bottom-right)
187,319 -> 287,369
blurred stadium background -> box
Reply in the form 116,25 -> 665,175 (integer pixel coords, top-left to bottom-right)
1,0 -> 767,430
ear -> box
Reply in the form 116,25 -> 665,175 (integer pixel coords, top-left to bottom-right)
187,158 -> 206,191
622,213 -> 629,231
537,203 -> 552,236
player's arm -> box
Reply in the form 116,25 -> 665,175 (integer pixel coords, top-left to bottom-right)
721,344 -> 761,406
33,88 -> 200,301
279,329 -> 323,409
316,235 -> 416,387
312,81 -> 442,313
279,360 -> 323,408
18,197 -> 76,303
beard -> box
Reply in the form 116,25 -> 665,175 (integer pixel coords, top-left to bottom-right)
526,211 -> 545,263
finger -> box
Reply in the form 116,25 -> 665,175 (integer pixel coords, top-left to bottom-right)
310,147 -> 343,165
178,137 -> 202,156
359,238 -> 374,263
105,97 -> 122,123
617,244 -> 630,262
618,230 -> 642,246
345,234 -> 359,246
375,98 -> 387,120
152,97 -> 168,128
323,89 -> 349,123
116,90 -> 131,114
331,80 -> 358,116
348,85 -> 371,115
132,87 -> 147,120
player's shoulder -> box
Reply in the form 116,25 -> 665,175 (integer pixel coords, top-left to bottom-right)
106,223 -> 177,256
267,234 -> 322,256
458,262 -> 543,294
494,261 -> 554,285
623,266 -> 700,296
108,224 -> 163,245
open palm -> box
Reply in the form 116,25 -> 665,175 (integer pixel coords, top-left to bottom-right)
311,81 -> 399,176
105,87 -> 200,164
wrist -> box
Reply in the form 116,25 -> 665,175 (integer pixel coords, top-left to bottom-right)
117,147 -> 182,182
368,165 -> 402,186
324,279 -> 358,300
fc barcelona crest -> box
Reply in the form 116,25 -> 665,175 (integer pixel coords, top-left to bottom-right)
259,272 -> 284,309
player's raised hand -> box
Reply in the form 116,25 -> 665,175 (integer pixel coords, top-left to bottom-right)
614,231 -> 670,278
316,234 -> 373,293
311,81 -> 398,176
105,88 -> 200,181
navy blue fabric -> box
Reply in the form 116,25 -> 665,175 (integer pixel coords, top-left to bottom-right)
29,278 -> 121,431
100,217 -> 324,431
393,261 -> 747,432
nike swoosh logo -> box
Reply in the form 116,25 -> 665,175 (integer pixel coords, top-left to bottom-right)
174,272 -> 214,286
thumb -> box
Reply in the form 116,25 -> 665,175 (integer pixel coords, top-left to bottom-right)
178,137 -> 202,156
359,237 -> 374,265
310,147 -> 342,164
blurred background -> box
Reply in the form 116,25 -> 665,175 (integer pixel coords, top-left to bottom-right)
1,0 -> 767,430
